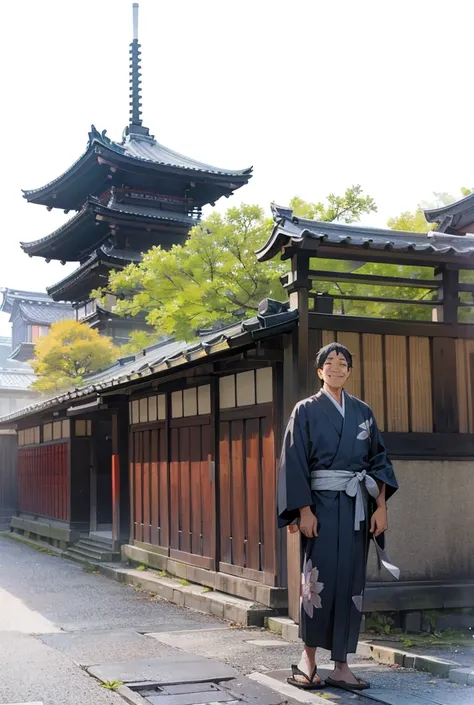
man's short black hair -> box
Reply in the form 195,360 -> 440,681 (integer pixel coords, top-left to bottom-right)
315,342 -> 353,369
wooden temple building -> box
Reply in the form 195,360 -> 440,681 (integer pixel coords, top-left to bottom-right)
21,3 -> 251,346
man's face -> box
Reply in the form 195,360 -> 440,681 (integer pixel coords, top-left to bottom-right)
317,351 -> 351,388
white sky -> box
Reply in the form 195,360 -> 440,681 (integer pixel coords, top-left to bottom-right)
0,0 -> 472,335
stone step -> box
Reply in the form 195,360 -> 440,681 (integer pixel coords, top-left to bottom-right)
82,538 -> 114,551
66,545 -> 121,564
99,563 -> 275,627
76,540 -> 114,554
74,543 -> 113,559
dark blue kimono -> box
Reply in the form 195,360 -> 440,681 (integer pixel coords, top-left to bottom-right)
278,390 -> 398,661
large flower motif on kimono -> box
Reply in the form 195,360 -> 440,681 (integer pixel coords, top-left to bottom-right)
357,417 -> 373,441
301,559 -> 324,618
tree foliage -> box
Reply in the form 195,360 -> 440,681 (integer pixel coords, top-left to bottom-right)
96,205 -> 287,341
31,320 -> 117,393
290,185 -> 377,223
97,188 -> 377,340
118,330 -> 161,357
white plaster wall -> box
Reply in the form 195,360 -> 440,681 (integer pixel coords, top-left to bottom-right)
367,460 -> 474,581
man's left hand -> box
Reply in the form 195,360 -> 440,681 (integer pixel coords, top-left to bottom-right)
370,506 -> 388,537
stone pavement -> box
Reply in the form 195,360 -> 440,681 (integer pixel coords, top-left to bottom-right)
1,534 -> 474,705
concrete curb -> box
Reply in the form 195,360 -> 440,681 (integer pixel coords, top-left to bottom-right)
99,563 -> 274,626
357,641 -> 463,681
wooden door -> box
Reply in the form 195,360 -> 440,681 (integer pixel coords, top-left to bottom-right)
130,424 -> 168,548
169,417 -> 214,569
218,404 -> 277,585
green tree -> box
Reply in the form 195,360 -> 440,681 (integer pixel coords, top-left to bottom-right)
291,184 -> 377,223
31,320 -> 117,393
96,189 -> 377,340
118,330 -> 161,357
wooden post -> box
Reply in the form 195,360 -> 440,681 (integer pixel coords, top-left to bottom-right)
111,406 -> 130,548
433,265 -> 459,323
282,253 -> 312,623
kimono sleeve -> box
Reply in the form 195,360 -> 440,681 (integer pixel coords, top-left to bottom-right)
368,412 -> 398,500
277,401 -> 314,528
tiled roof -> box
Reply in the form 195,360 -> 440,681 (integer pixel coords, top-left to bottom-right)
20,196 -> 196,258
0,305 -> 297,425
424,192 -> 474,233
121,134 -> 252,177
47,246 -> 142,300
256,205 -> 474,262
22,127 -> 252,202
18,302 -> 74,325
1,289 -> 61,314
0,370 -> 36,391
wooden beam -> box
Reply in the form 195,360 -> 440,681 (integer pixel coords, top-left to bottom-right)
308,312 -> 474,339
285,239 -> 474,269
309,293 -> 440,306
309,270 -> 440,289
384,432 -> 473,458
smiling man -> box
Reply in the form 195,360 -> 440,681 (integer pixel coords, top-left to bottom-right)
278,342 -> 398,692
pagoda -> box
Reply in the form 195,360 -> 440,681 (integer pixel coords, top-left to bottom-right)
21,3 -> 252,345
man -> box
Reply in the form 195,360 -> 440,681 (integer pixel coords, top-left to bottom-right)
278,342 -> 398,692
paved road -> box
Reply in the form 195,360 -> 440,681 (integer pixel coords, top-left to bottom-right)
0,535 -> 473,705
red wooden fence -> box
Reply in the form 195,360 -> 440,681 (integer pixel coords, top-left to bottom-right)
18,444 -> 69,521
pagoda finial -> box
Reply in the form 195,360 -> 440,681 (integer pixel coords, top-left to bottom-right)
127,3 -> 150,138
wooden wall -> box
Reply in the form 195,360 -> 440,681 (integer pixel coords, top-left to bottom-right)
320,331 -> 462,434
18,443 -> 69,521
129,367 -> 278,584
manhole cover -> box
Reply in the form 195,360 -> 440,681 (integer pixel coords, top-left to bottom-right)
136,681 -> 239,705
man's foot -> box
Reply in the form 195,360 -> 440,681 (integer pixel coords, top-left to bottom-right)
326,662 -> 369,690
287,654 -> 324,689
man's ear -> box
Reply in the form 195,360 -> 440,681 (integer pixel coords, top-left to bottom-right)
347,368 -> 352,378
317,368 -> 323,380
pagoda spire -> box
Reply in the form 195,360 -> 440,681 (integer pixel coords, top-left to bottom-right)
127,3 -> 150,137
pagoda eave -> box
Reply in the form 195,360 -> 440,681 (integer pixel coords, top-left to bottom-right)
22,128 -> 252,211
21,197 -> 194,262
47,247 -> 141,302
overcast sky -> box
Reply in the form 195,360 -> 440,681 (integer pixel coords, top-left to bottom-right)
1,0 -> 472,335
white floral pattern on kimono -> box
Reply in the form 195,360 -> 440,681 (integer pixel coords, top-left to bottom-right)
301,559 -> 324,618
357,417 -> 373,441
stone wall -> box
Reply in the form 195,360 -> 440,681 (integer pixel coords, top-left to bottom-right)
367,460 -> 474,582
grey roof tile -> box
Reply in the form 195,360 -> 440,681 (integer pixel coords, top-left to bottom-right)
257,205 -> 474,262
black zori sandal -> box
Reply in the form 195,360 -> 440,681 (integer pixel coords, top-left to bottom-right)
287,664 -> 325,690
325,676 -> 370,691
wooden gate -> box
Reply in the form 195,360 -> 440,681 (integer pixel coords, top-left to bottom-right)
130,424 -> 168,548
219,403 -> 276,584
169,416 -> 214,569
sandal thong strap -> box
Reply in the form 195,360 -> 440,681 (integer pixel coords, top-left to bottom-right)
290,664 -> 319,684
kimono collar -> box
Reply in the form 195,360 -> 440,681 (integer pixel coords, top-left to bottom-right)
321,387 -> 345,417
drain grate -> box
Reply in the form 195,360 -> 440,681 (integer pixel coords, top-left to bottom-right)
135,681 -> 240,705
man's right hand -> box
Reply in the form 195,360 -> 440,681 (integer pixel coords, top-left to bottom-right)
299,506 -> 318,537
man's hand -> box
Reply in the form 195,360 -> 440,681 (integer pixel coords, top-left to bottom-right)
299,506 -> 318,538
370,506 -> 388,537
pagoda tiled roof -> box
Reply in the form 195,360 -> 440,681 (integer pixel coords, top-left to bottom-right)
21,195 -> 195,261
1,288 -> 73,324
257,205 -> 474,264
22,127 -> 252,209
47,246 -> 142,302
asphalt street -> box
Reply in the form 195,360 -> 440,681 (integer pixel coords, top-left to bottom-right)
0,535 -> 473,705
